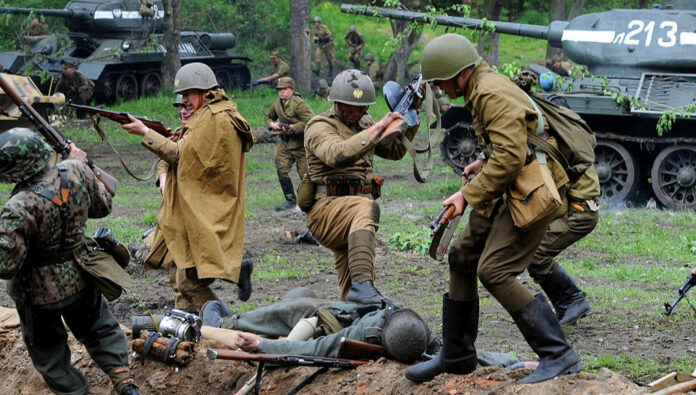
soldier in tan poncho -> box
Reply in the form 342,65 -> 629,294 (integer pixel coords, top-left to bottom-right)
121,63 -> 254,312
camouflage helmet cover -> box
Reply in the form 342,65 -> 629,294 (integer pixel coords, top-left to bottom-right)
173,94 -> 184,107
328,69 -> 376,106
381,309 -> 429,363
420,33 -> 482,82
364,53 -> 375,61
0,128 -> 53,183
173,62 -> 218,93
313,16 -> 321,23
276,77 -> 295,90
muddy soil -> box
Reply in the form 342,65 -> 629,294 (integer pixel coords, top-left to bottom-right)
0,135 -> 692,394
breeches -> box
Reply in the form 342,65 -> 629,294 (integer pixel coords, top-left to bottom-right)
275,142 -> 308,179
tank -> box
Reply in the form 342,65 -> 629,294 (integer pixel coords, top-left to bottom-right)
342,2 -> 696,209
0,72 -> 65,132
0,0 -> 251,104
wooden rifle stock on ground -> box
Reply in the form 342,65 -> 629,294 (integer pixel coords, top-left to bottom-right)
337,337 -> 387,361
664,273 -> 696,316
68,102 -> 172,137
0,75 -> 117,196
206,348 -> 367,368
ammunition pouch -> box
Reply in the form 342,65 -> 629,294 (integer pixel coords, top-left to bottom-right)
316,175 -> 383,200
297,173 -> 316,213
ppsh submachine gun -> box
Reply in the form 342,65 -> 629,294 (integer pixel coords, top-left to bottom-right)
664,273 -> 696,316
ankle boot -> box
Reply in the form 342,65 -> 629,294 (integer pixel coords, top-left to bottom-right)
405,294 -> 478,382
345,280 -> 386,306
539,266 -> 592,326
275,177 -> 297,211
512,294 -> 583,384
237,258 -> 253,301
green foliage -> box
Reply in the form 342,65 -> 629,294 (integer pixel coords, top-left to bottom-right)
656,102 -> 696,137
491,61 -> 522,79
387,226 -> 430,255
142,212 -> 156,227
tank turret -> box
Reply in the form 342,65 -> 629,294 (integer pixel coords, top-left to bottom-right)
343,3 -> 696,210
0,0 -> 250,104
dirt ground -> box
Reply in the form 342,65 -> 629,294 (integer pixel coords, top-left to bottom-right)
0,134 -> 692,394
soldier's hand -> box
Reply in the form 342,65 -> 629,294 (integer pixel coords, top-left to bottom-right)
443,190 -> 466,218
158,174 -> 166,194
269,122 -> 281,131
412,84 -> 426,110
67,143 -> 88,163
236,332 -> 262,352
464,158 -> 483,178
369,112 -> 402,142
121,114 -> 149,136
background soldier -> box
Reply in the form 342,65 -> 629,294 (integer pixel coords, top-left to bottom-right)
406,34 -> 581,385
255,51 -> 290,88
344,26 -> 365,69
548,55 -> 571,76
364,53 -> 383,91
312,16 -> 334,76
302,69 -> 417,306
138,0 -> 155,18
56,60 -> 94,106
0,129 -> 138,395
27,17 -> 48,36
121,63 -> 254,312
437,96 -> 451,113
314,78 -> 330,101
264,77 -> 315,211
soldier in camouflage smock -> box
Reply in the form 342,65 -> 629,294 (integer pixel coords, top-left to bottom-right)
344,26 -> 365,69
0,129 -> 138,395
56,60 -> 94,105
264,77 -> 315,211
313,16 -> 334,76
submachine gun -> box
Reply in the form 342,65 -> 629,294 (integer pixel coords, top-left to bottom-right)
664,273 -> 696,316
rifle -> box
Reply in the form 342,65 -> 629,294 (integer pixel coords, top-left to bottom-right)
206,348 -> 367,368
68,102 -> 172,137
337,337 -> 386,361
664,273 -> 696,316
428,172 -> 476,260
0,74 -> 117,196
382,73 -> 422,127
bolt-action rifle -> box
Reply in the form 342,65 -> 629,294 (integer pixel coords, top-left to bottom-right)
0,74 -> 117,196
207,348 -> 367,368
68,102 -> 172,137
664,273 -> 696,315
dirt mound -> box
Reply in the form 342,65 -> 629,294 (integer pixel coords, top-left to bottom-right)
0,328 -> 645,394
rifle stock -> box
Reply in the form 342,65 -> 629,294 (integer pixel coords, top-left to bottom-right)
207,348 -> 367,368
0,74 -> 117,196
337,337 -> 387,360
68,102 -> 172,137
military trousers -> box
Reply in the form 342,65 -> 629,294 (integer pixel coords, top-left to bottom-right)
315,44 -> 334,68
168,262 -> 217,313
348,47 -> 362,62
17,285 -> 129,395
275,141 -> 308,179
447,200 -> 555,313
528,202 -> 599,281
307,196 -> 379,299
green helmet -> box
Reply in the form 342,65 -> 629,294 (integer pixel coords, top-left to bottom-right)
381,309 -> 429,363
0,128 -> 53,183
328,69 -> 376,106
281,287 -> 317,301
173,94 -> 183,107
173,62 -> 218,93
318,78 -> 329,89
421,34 -> 482,82
364,53 -> 375,61
437,96 -> 451,106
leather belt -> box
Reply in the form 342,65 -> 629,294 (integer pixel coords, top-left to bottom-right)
315,184 -> 374,199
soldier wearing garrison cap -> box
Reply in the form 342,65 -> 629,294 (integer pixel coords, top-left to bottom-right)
257,51 -> 290,88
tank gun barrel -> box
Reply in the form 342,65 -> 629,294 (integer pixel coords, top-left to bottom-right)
341,4 -> 566,47
0,7 -> 78,19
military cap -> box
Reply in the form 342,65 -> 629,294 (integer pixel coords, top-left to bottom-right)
270,51 -> 280,59
62,60 -> 76,68
276,76 -> 295,90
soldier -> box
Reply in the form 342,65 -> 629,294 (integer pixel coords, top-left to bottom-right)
437,96 -> 451,113
314,78 -> 330,101
264,76 -> 315,211
344,26 -> 365,69
0,129 -> 139,395
56,60 -> 94,106
312,16 -> 334,76
302,69 -> 418,306
121,62 -> 254,312
139,0 -> 155,18
364,53 -> 383,91
406,34 -> 581,384
548,55 -> 571,76
255,51 -> 290,88
27,17 -> 48,36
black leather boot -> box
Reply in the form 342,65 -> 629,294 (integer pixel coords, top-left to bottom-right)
512,294 -> 583,384
405,294 -> 478,382
200,300 -> 233,327
275,177 -> 297,211
237,258 -> 253,301
120,384 -> 140,395
345,280 -> 387,306
539,266 -> 592,326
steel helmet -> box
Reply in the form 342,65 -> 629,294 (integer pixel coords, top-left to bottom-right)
381,309 -> 429,363
328,69 -> 376,106
0,128 -> 53,183
173,62 -> 218,93
313,16 -> 321,23
318,78 -> 329,89
281,287 -> 317,301
364,53 -> 375,61
420,34 -> 482,82
173,94 -> 183,107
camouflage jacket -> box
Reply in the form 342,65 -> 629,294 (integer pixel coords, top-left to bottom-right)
314,24 -> 333,47
56,70 -> 94,100
0,161 -> 112,308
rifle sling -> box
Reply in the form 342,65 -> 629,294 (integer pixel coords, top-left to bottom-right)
399,82 -> 440,183
286,367 -> 329,395
89,114 -> 158,181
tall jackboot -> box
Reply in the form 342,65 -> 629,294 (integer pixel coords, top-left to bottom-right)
405,294 -> 478,382
345,230 -> 385,306
511,294 -> 583,384
275,177 -> 297,211
539,266 -> 592,326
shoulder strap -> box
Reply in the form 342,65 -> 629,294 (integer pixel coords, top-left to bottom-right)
521,91 -> 571,169
29,164 -> 71,249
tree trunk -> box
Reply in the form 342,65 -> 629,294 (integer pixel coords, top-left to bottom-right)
290,0 -> 311,93
476,0 -> 504,66
567,0 -> 585,20
161,0 -> 182,90
546,0 -> 566,60
383,19 -> 422,85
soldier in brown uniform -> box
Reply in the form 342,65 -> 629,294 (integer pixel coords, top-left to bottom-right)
264,77 -> 315,211
313,16 -> 334,76
56,60 -> 94,105
121,63 -> 254,312
303,69 -> 417,306
314,78 -> 330,101
27,18 -> 48,36
344,26 -> 365,69
256,51 -> 290,88
364,53 -> 383,91
406,34 -> 582,384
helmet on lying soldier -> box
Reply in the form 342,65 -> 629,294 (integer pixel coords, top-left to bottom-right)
381,309 -> 429,363
0,128 -> 52,183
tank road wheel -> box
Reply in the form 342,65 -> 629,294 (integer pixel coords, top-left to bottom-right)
140,72 -> 162,97
214,68 -> 233,90
439,122 -> 479,175
594,140 -> 639,206
115,73 -> 138,103
650,145 -> 696,210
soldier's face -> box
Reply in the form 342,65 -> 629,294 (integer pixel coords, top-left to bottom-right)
179,105 -> 192,124
277,87 -> 294,100
63,66 -> 74,76
271,57 -> 279,64
335,103 -> 368,125
180,89 -> 206,113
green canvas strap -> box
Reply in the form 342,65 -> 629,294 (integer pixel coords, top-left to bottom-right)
521,91 -> 571,170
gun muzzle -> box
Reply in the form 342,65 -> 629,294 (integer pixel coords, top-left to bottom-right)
207,349 -> 219,360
